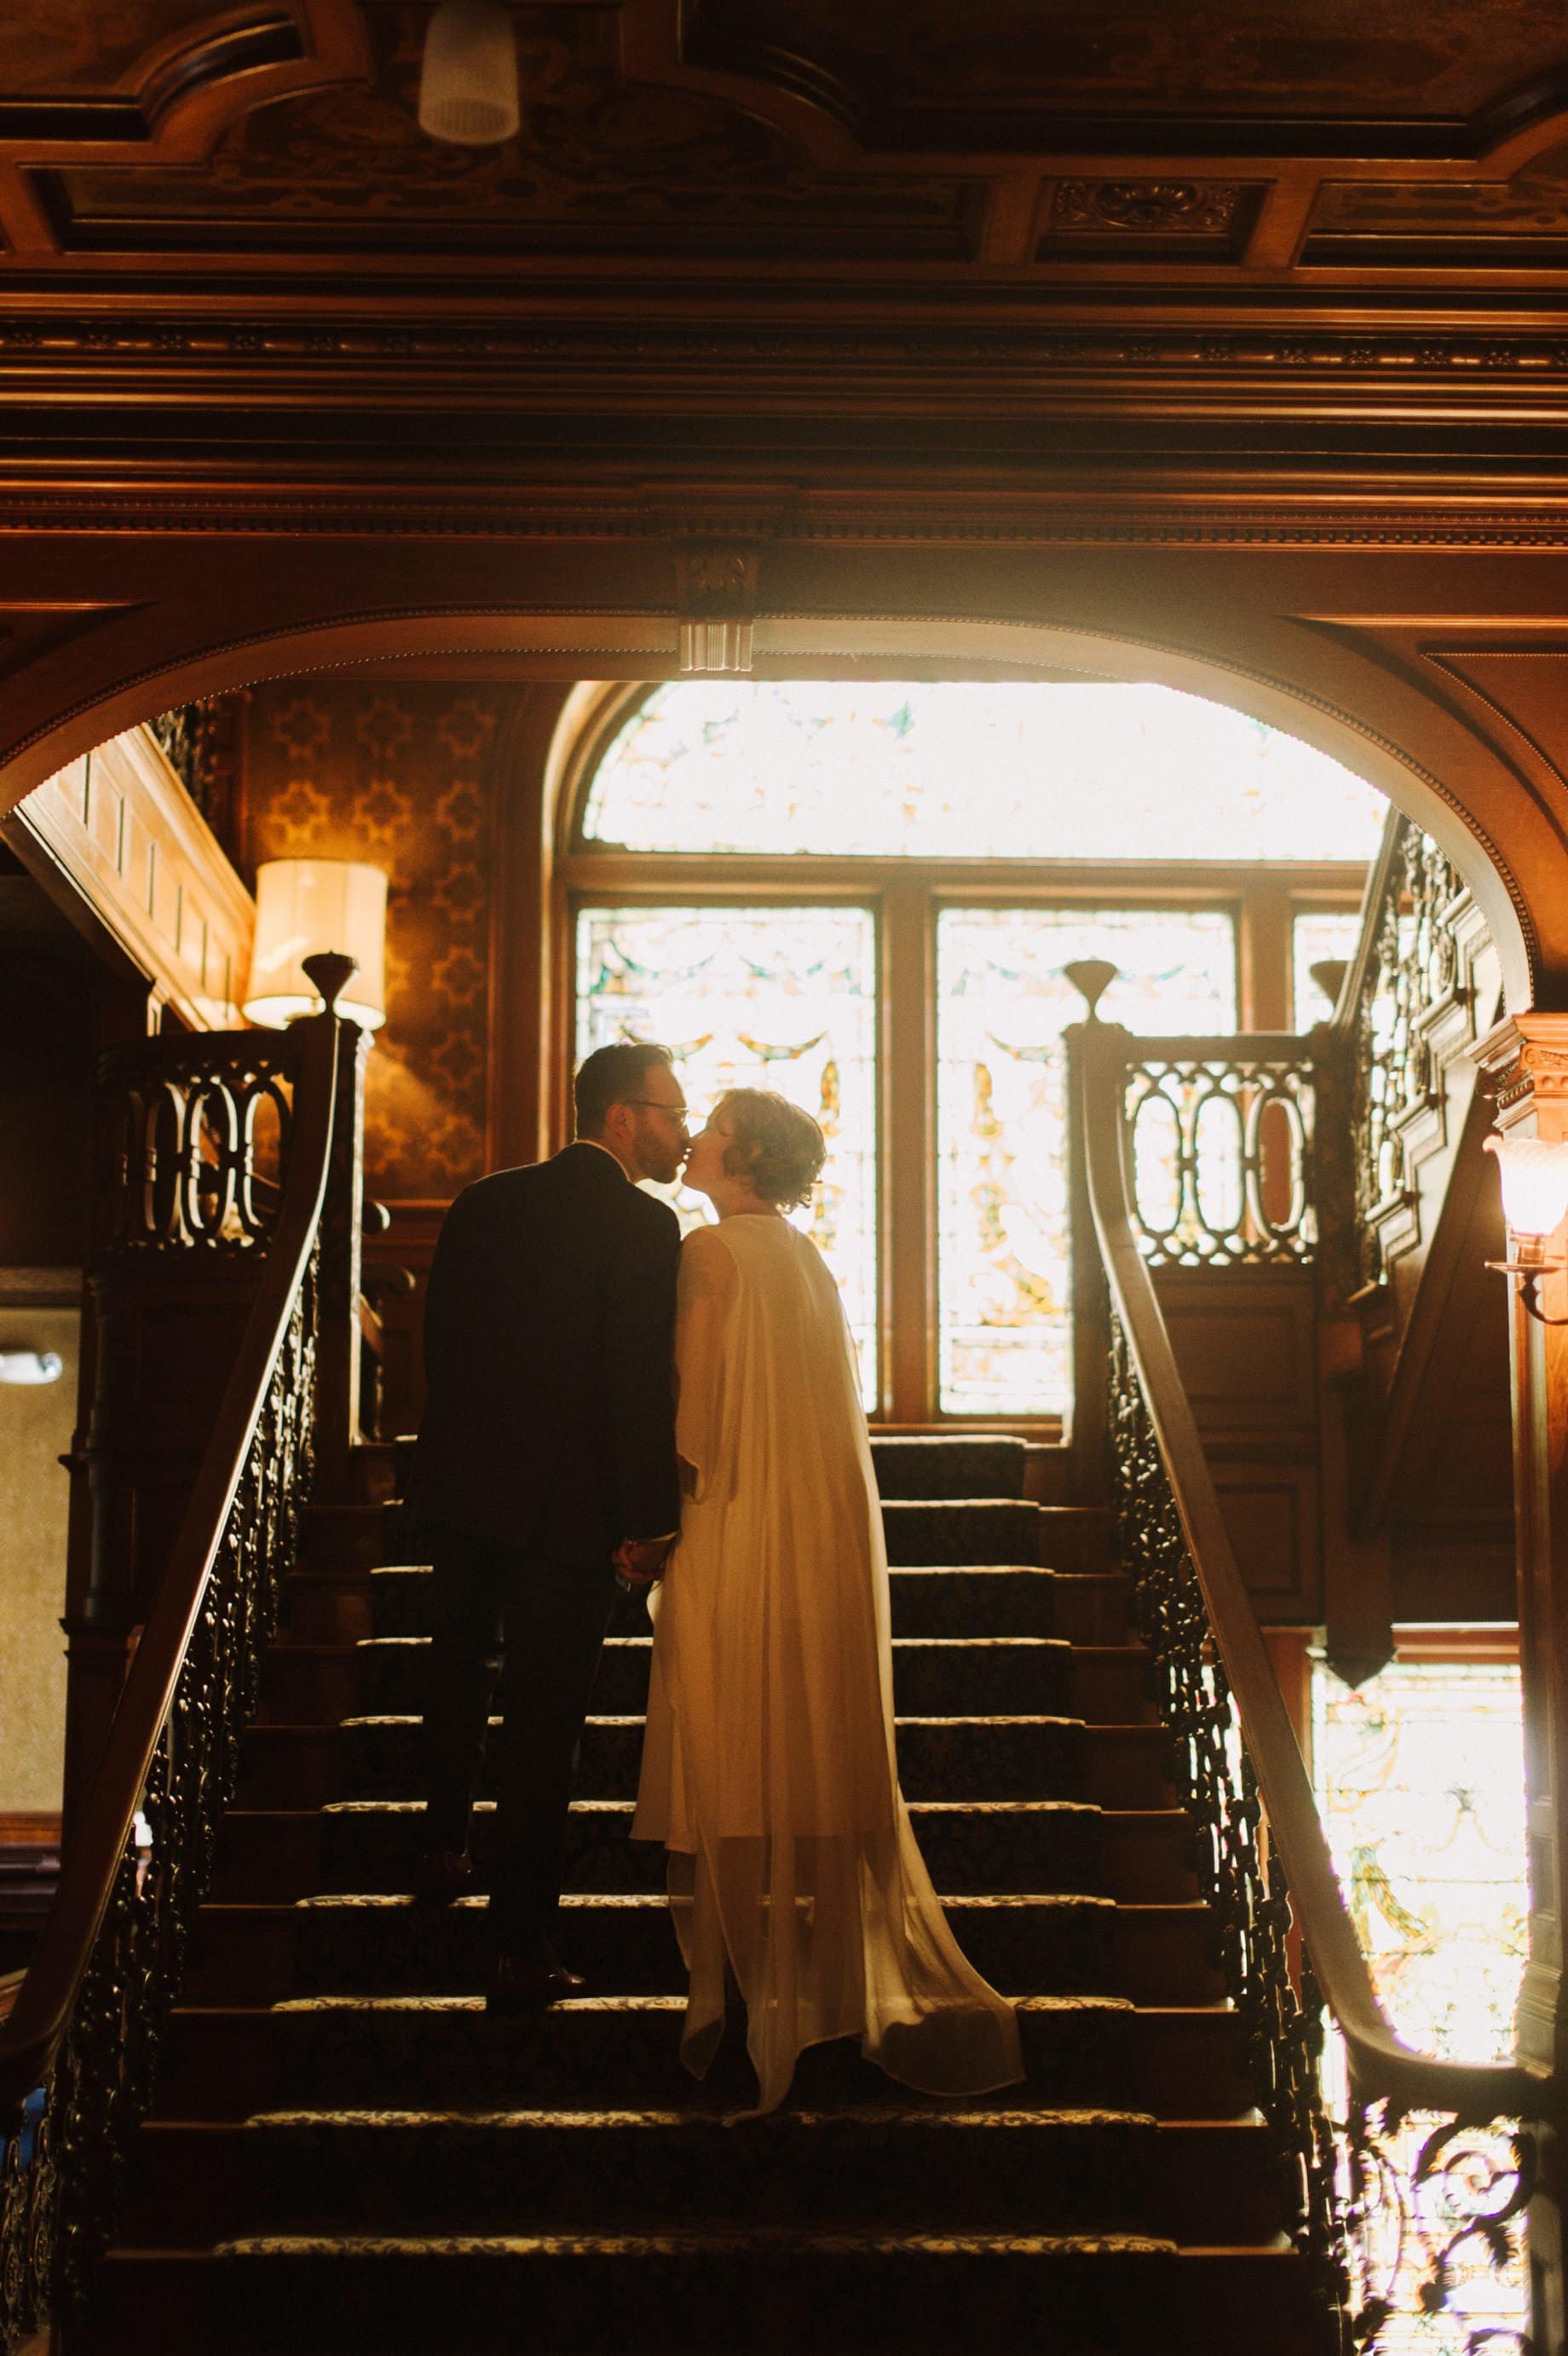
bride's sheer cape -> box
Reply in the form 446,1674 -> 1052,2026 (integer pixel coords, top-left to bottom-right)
631,1216 -> 1023,2116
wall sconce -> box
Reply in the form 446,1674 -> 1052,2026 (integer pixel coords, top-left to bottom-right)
244,860 -> 388,1032
0,1350 -> 63,1385
1484,1132 -> 1568,1325
418,0 -> 520,145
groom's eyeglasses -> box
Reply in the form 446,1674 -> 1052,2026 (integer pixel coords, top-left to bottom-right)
623,1099 -> 693,1129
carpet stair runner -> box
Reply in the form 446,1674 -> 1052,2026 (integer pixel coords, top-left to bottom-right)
85,1434 -> 1320,2354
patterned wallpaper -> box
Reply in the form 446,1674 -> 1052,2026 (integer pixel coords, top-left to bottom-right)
245,683 -> 513,1200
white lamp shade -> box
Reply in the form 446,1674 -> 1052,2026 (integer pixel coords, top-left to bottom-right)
245,859 -> 388,1031
1485,1132 -> 1568,1239
418,0 -> 520,145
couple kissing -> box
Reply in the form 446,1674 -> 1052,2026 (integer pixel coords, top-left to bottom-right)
411,1040 -> 1022,2116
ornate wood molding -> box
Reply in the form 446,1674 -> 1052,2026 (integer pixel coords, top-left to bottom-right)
3,725 -> 253,1028
6,311 -> 1568,385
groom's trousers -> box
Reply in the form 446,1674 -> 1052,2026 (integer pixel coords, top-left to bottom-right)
420,1528 -> 617,1956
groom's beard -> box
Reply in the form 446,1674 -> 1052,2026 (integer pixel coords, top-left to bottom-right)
637,1144 -> 687,1187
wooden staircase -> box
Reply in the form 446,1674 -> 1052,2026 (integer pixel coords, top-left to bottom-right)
86,1435 -> 1321,2353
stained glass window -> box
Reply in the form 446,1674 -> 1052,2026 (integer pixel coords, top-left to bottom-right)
1313,1659 -> 1529,2351
574,905 -> 879,1400
1293,909 -> 1365,1025
935,909 -> 1238,1416
583,681 -> 1389,863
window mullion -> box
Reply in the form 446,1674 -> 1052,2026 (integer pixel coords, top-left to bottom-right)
885,875 -> 934,1424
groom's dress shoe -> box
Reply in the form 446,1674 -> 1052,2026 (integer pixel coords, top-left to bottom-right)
487,1949 -> 587,2013
412,1847 -> 474,1904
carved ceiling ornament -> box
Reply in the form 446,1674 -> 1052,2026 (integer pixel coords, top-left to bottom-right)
675,544 -> 758,676
1049,180 -> 1243,235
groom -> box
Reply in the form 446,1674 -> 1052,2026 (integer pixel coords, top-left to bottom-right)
411,1041 -> 688,2007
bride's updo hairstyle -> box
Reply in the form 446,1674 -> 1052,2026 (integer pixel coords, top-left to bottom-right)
717,1088 -> 826,1211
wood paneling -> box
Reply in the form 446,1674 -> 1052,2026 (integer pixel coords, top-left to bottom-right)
4,728 -> 251,1031
1155,1265 -> 1322,1619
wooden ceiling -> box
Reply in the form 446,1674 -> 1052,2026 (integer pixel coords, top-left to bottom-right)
7,1 -> 1568,515
11,3 -> 1568,274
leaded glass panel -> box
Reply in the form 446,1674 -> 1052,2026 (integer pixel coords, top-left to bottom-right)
583,681 -> 1388,863
1313,1659 -> 1529,2350
574,905 -> 879,1400
935,909 -> 1238,1416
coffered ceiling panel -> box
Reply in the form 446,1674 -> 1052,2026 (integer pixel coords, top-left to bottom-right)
9,1 -> 1568,496
0,3 -> 232,94
688,0 -> 1568,142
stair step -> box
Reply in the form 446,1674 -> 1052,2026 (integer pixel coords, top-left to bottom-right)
320,1797 -> 1132,1898
881,1500 -> 1045,1566
244,1712 -> 1175,1812
125,2108 -> 1283,2251
326,1635 -> 1080,1724
869,1435 -> 1031,1498
100,2226 -> 1193,2356
215,1798 -> 1198,1908
124,2104 -> 1167,2244
184,1891 -> 1140,2004
183,1888 -> 1221,2011
365,1563 -> 1104,1643
158,1994 -> 1254,2124
337,1711 -> 1098,1805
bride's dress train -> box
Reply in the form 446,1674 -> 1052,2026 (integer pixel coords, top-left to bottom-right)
631,1216 -> 1023,2116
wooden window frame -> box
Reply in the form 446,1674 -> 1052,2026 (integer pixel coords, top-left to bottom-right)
555,693 -> 1368,1431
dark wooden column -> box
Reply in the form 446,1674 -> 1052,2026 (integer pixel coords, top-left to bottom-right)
1473,1010 -> 1568,2356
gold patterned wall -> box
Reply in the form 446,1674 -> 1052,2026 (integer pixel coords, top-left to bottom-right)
244,683 -> 514,1201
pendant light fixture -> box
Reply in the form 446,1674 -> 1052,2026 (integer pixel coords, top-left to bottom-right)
418,0 -> 520,147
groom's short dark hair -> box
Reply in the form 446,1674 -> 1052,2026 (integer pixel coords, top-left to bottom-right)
574,1041 -> 675,1137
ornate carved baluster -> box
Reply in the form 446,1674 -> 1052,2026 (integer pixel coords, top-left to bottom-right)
1121,1044 -> 1317,1267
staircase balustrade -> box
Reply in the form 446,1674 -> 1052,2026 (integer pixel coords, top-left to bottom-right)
0,961 -> 352,2353
1121,1037 -> 1317,1268
1076,1014 -> 1550,2355
1338,808 -> 1494,1299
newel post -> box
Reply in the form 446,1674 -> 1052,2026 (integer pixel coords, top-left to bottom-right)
1473,1010 -> 1568,2353
1063,962 -> 1124,1504
303,951 -> 369,1501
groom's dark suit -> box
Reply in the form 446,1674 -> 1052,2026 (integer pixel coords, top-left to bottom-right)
414,1141 -> 682,1955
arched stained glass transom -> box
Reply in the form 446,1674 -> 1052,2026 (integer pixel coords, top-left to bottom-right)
582,680 -> 1389,863
567,679 -> 1386,1423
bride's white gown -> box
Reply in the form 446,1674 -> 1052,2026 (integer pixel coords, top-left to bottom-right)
631,1214 -> 1024,2115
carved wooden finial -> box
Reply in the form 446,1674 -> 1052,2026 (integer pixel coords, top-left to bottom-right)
1063,959 -> 1120,1022
302,950 -> 358,1017
1310,959 -> 1349,1016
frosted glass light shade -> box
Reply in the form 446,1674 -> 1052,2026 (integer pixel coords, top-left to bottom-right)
245,860 -> 388,1031
418,0 -> 519,145
1485,1133 -> 1568,1239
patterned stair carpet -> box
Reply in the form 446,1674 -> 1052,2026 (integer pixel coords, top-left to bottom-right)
86,1435 -> 1319,2355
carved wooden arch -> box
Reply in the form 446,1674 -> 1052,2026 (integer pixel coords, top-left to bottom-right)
0,590 -> 1545,1017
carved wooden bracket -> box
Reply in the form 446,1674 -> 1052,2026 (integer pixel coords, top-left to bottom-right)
674,546 -> 758,676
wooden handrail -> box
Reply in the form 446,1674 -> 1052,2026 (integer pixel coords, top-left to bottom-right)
1079,1014 -> 1549,2121
0,1002 -> 341,2112
1327,797 -> 1408,1039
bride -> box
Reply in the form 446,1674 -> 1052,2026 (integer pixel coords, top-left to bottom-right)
629,1086 -> 1023,2115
